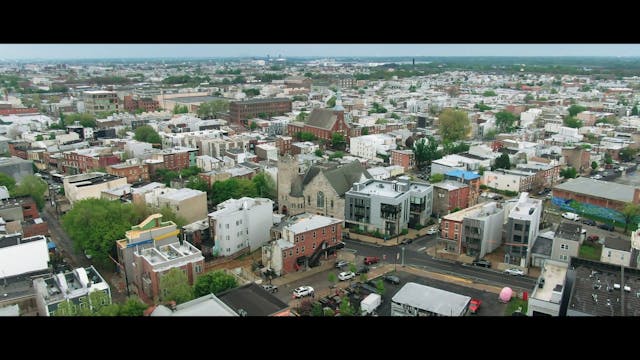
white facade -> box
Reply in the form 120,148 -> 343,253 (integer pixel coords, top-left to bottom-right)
63,173 -> 128,204
600,244 -> 631,267
209,197 -> 274,257
520,108 -> 542,128
349,134 -> 397,160
124,140 -> 153,158
0,235 -> 49,277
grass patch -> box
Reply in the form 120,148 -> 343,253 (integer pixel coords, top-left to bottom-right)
579,243 -> 602,261
504,298 -> 528,316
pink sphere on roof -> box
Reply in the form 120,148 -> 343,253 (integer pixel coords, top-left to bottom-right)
499,287 -> 513,302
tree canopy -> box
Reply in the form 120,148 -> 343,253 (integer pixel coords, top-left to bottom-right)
413,136 -> 441,169
563,116 -> 583,129
197,100 -> 229,119
252,172 -> 276,200
495,111 -> 518,133
560,167 -> 577,179
63,113 -> 97,128
13,175 -> 48,210
160,268 -> 194,304
332,132 -> 345,148
494,153 -> 511,170
134,125 -> 162,144
0,173 -> 16,192
568,104 -> 587,117
193,271 -> 238,297
622,203 -> 640,234
438,109 -> 470,143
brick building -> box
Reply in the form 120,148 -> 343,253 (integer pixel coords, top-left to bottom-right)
287,107 -> 350,143
107,161 -> 150,183
62,148 -> 121,175
432,180 -> 470,217
390,150 -> 415,172
229,98 -> 292,124
151,147 -> 198,172
123,95 -> 160,113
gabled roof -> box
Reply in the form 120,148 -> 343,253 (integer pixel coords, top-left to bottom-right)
306,108 -> 338,130
323,161 -> 372,196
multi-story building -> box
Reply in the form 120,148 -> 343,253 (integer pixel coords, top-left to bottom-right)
504,193 -> 543,267
349,134 -> 397,161
262,213 -> 342,275
63,172 -> 128,205
344,178 -> 432,237
432,180 -> 470,218
0,156 -> 33,183
33,266 -> 111,316
483,169 -> 536,193
390,150 -> 415,172
123,95 -> 159,113
133,239 -> 204,302
229,98 -> 292,124
461,202 -> 504,258
208,197 -> 274,257
83,90 -> 120,115
107,160 -> 150,184
445,170 -> 481,207
287,104 -> 350,143
275,135 -> 292,156
61,147 -> 121,175
600,235 -> 632,267
136,187 -> 207,224
151,147 -> 198,172
551,221 -> 583,263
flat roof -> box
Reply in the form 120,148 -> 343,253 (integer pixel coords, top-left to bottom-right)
554,177 -> 637,203
445,169 -> 480,181
556,222 -> 583,242
391,282 -> 471,316
604,235 -> 631,252
160,188 -> 205,202
433,180 -> 467,191
232,98 -> 290,105
532,261 -> 568,302
442,202 -> 490,222
285,213 -> 342,234
151,293 -> 238,316
217,283 -> 289,316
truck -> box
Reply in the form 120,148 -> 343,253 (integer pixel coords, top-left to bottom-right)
360,293 -> 382,316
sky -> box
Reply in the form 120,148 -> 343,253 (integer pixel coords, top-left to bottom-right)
1,44 -> 640,59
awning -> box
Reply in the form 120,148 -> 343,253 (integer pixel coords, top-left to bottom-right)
47,240 -> 56,250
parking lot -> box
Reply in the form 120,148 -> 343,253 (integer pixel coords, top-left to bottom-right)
373,269 -> 509,316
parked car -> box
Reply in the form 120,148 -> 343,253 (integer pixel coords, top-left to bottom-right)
582,219 -> 596,226
383,274 -> 400,285
364,256 -> 380,265
561,212 -> 581,221
292,286 -> 314,298
472,259 -> 492,268
598,223 -> 615,231
400,238 -> 413,245
469,298 -> 481,314
355,265 -> 370,275
261,284 -> 278,293
335,260 -> 349,268
504,268 -> 525,276
338,271 -> 356,281
587,235 -> 600,242
426,227 -> 438,235
335,242 -> 346,249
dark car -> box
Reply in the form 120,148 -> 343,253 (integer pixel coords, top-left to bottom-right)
383,274 -> 400,285
357,282 -> 378,295
598,223 -> 615,231
355,265 -> 369,275
335,242 -> 346,249
400,238 -> 413,245
582,219 -> 596,226
472,259 -> 492,268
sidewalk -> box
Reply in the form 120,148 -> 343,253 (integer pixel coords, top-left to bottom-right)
348,225 -> 438,247
271,260 -> 335,287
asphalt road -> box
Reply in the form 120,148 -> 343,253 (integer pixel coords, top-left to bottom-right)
343,236 -> 536,292
43,201 -> 90,270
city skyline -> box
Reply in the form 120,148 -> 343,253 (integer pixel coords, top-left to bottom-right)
1,44 -> 640,60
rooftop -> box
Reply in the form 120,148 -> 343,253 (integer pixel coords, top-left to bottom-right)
151,293 -> 237,316
532,260 -> 568,302
445,169 -> 480,181
531,231 -> 555,257
232,97 -> 290,105
433,180 -> 468,191
65,172 -> 121,187
391,282 -> 471,316
442,202 -> 492,222
508,193 -> 542,220
604,235 -> 631,252
351,179 -> 405,198
160,188 -> 205,202
555,221 -> 583,242
554,177 -> 638,203
216,282 -> 289,316
0,156 -> 32,166
36,266 -> 109,304
284,213 -> 342,234
138,241 -> 202,269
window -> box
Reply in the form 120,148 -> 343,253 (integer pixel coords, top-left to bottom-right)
302,246 -> 305,252
225,224 -> 229,229
322,228 -> 326,235
331,200 -> 334,208
289,250 -> 293,256
560,244 -> 569,250
560,254 -> 568,261
313,231 -> 316,238
454,234 -> 458,240
283,252 -> 286,258
313,242 -> 316,249
317,191 -> 324,208
195,264 -> 202,274
608,251 -> 612,257
307,195 -> 311,205
295,236 -> 299,243
296,248 -> 299,254
332,225 -> 336,233
455,224 -> 459,231
444,222 -> 449,229
226,235 -> 230,240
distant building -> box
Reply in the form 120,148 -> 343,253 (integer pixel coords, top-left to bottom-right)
63,172 -> 128,205
136,187 -> 207,224
0,156 -> 33,183
229,98 -> 292,124
390,149 -> 415,171
83,91 -> 120,115
33,266 -> 111,316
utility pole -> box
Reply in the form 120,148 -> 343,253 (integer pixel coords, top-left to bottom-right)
401,247 -> 405,267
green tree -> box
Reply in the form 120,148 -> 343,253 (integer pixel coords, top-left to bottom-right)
438,109 -> 470,143
63,113 -> 97,128
376,279 -> 385,295
296,111 -> 308,122
359,273 -> 368,283
296,131 -> 316,141
12,175 -> 48,210
429,173 -> 444,183
314,149 -> 324,157
483,90 -> 497,97
197,100 -> 229,119
361,127 -> 369,135
621,203 -> 640,234
210,178 -> 258,207
604,153 -> 613,165
49,133 -> 56,140
323,308 -> 335,316
348,263 -> 357,274
62,198 -> 137,265
524,93 -> 535,103
193,271 -> 238,297
619,147 -> 638,162
483,129 -> 497,140
568,104 -> 587,117
332,132 -> 345,148
119,296 -> 148,316
563,116 -> 583,128
160,268 -> 194,304
242,88 -> 260,97
252,172 -> 276,200
409,85 -> 417,92
35,134 -> 44,141
134,125 -> 162,144
339,296 -> 355,316
311,302 -> 323,317
328,273 -> 337,288
249,121 -> 258,130
328,151 -> 344,160
591,161 -> 598,170
478,165 -> 486,176
413,136 -> 441,169
326,96 -> 336,108
560,167 -> 577,179
632,105 -> 639,116
117,127 -> 130,138
494,153 -> 511,170
173,104 -> 189,114
0,173 -> 16,192
495,111 -> 518,133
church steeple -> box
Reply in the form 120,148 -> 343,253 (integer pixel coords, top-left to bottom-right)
333,89 -> 344,112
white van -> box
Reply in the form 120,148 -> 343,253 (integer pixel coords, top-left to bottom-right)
561,212 -> 580,221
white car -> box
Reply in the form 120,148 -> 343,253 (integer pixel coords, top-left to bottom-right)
292,286 -> 314,298
426,227 -> 438,235
338,271 -> 355,281
561,212 -> 580,221
504,268 -> 525,276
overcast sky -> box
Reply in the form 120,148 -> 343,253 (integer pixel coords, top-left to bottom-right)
1,44 -> 640,59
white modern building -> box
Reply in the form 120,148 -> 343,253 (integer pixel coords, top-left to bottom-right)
0,234 -> 49,278
349,134 -> 397,161
63,172 -> 128,205
504,193 -> 543,267
462,202 -> 505,259
208,197 -> 274,257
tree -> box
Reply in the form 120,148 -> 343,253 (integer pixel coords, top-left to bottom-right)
323,308 -> 335,316
296,131 -> 316,141
332,132 -> 345,148
328,151 -> 344,160
296,111 -> 308,122
482,90 -> 497,97
311,302 -> 323,317
35,134 -> 44,141
632,105 -> 639,116
376,279 -> 385,295
478,165 -> 486,176
429,173 -> 444,183
494,153 -> 511,170
361,127 -> 369,135
604,153 -> 613,165
197,100 -> 229,119
438,109 -> 470,143
242,88 -> 260,97
328,273 -> 337,288
560,167 -> 577,179
348,263 -> 357,274
591,161 -> 598,170
63,113 -> 97,128
620,147 -> 638,162
62,198 -> 137,265
413,136 -> 440,169
621,203 -> 640,234
563,116 -> 583,128
483,129 -> 497,140
173,104 -> 189,114
193,271 -> 238,297
118,296 -> 148,316
495,111 -> 517,133
338,296 -> 355,316
252,172 -> 276,200
0,173 -> 16,192
134,125 -> 162,144
326,96 -> 336,108
314,149 -> 324,157
359,273 -> 368,283
249,121 -> 258,130
12,175 -> 48,210
568,104 -> 587,117
160,268 -> 194,304
117,127 -> 130,139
